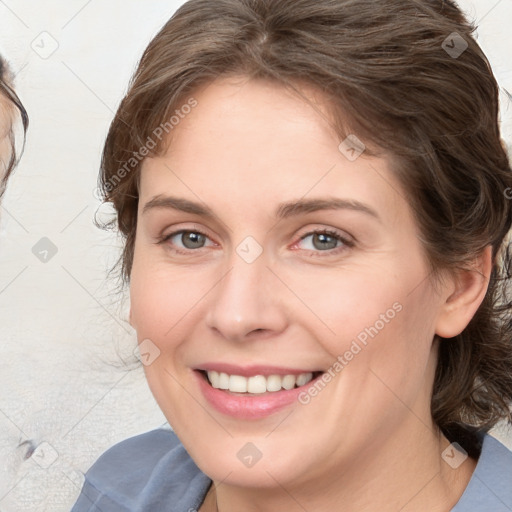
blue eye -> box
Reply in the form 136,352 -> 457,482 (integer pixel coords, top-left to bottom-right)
297,229 -> 353,253
161,230 -> 214,251
157,227 -> 353,256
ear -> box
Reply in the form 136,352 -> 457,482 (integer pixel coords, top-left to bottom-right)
435,245 -> 493,338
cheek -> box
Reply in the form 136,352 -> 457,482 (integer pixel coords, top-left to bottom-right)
129,262 -> 203,417
336,281 -> 439,419
276,262 -> 405,349
287,261 -> 438,405
129,247 -> 210,338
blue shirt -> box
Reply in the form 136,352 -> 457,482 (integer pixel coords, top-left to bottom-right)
71,428 -> 512,512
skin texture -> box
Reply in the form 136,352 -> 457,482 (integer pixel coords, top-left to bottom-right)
129,76 -> 491,512
0,98 -> 12,186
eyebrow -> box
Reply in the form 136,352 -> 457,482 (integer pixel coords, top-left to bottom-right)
143,195 -> 212,216
142,195 -> 380,221
276,197 -> 379,220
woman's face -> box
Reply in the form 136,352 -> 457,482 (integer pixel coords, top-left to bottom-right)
130,76 -> 449,489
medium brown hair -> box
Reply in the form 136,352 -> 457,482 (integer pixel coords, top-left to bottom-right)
0,55 -> 28,197
99,0 -> 512,443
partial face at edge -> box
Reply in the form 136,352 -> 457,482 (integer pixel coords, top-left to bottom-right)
128,76 -> 450,488
0,97 -> 13,193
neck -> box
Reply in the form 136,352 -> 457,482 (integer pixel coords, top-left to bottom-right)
203,419 -> 477,512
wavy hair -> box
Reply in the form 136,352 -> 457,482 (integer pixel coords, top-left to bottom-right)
0,55 -> 28,197
98,0 -> 512,447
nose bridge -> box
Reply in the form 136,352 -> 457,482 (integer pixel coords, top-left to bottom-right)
205,246 -> 287,341
225,256 -> 263,311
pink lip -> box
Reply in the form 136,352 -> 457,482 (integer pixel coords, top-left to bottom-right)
193,369 -> 322,420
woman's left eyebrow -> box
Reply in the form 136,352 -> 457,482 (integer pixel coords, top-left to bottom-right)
142,195 -> 381,222
276,198 -> 380,222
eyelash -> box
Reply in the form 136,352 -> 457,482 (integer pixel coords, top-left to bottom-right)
157,228 -> 354,256
295,229 -> 355,256
157,229 -> 215,256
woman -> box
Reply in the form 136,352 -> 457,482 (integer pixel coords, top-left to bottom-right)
72,0 -> 512,510
0,55 -> 28,198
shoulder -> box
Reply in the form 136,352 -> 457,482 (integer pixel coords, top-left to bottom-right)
83,427 -> 183,481
71,427 -> 211,512
453,433 -> 512,511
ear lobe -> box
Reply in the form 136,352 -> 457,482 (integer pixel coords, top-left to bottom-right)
435,245 -> 493,339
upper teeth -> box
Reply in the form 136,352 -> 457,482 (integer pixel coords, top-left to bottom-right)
206,371 -> 314,394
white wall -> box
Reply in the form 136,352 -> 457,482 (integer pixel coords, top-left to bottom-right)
0,1 -> 511,510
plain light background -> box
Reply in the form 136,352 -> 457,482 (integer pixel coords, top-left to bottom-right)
0,1 -> 511,510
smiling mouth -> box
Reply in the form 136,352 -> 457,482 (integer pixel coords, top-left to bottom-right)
199,370 -> 323,394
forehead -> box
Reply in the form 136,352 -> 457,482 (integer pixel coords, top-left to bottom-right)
143,77 -> 346,187
145,79 -> 334,193
175,76 -> 337,144
138,77 -> 413,238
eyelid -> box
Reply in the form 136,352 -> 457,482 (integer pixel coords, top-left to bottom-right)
159,223 -> 214,240
295,226 -> 355,245
157,223 -> 218,249
157,223 -> 355,256
290,227 -> 355,255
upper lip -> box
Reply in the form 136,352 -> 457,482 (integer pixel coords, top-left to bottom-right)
196,363 -> 322,377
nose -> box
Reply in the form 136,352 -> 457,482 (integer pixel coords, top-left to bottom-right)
204,251 -> 288,342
